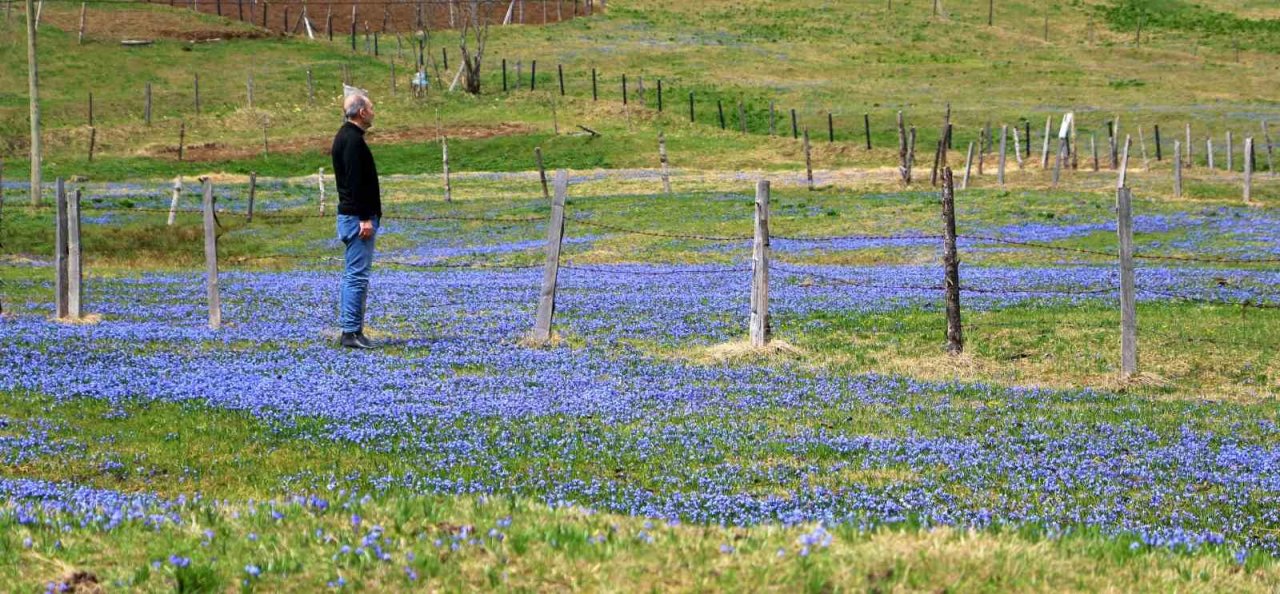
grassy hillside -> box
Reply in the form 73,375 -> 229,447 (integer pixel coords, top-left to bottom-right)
2,0 -> 1280,183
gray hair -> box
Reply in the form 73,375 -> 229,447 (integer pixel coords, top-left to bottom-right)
344,94 -> 370,120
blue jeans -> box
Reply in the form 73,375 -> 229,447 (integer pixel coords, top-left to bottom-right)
337,215 -> 379,333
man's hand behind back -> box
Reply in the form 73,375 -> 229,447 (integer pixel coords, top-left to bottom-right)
359,220 -> 374,240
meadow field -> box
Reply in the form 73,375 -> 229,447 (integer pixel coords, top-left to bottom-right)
2,0 -> 1280,592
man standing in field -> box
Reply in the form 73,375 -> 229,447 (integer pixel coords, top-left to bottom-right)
332,92 -> 381,349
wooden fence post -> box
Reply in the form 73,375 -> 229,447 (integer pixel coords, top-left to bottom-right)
168,176 -> 182,226
688,91 -> 694,123
1244,137 -> 1254,204
1117,185 -> 1136,379
1207,138 -> 1214,170
941,167 -> 962,355
55,178 -> 68,319
1012,125 -> 1024,169
590,66 -> 595,100
558,63 -> 565,96
1091,134 -> 1099,172
530,170 -> 568,344
997,124 -> 1007,185
961,141 -> 974,190
749,179 -> 771,347
803,128 -> 814,190
1173,140 -> 1183,198
247,172 -> 257,223
77,1 -> 85,44
657,79 -> 663,112
1040,115 -> 1051,168
535,147 -> 550,202
977,128 -> 986,176
317,167 -> 326,215
621,73 -> 626,105
178,120 -> 186,161
717,100 -> 726,130
897,110 -> 909,184
790,108 -> 798,139
1227,131 -> 1234,171
442,136 -> 452,202
1262,121 -> 1275,176
864,113 -> 872,150
1154,124 -> 1162,161
202,178 -> 221,329
827,112 -> 834,143
1117,135 -> 1131,188
68,187 -> 82,319
658,132 -> 672,194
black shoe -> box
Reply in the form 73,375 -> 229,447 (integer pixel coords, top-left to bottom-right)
341,331 -> 374,349
354,331 -> 377,349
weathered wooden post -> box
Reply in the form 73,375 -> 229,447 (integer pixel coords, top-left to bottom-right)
749,179 -> 771,347
621,73 -> 627,105
941,167 -> 962,355
864,113 -> 872,150
503,59 -> 509,92
178,120 -> 186,161
658,132 -> 672,194
1117,185 -> 1136,379
717,100 -> 726,130
77,1 -> 86,44
1227,131 -> 1234,171
803,128 -> 814,191
557,63 -> 565,96
1244,137 -> 1254,204
168,176 -> 182,226
790,108 -> 798,139
246,172 -> 257,223
1154,124 -> 1162,161
897,110 -> 909,184
1117,135 -> 1131,189
689,91 -> 695,123
535,147 -> 550,202
442,136 -> 452,202
67,188 -> 82,319
1091,134 -> 1099,172
530,170 -> 568,345
827,112 -> 834,143
1207,138 -> 1215,170
997,124 -> 1008,185
202,177 -> 221,329
1040,115 -> 1052,168
1012,126 -> 1024,169
317,167 -> 327,215
1173,140 -> 1183,198
55,178 -> 68,319
657,79 -> 663,112
960,141 -> 975,190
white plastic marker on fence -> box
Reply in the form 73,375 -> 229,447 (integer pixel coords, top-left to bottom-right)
1173,140 -> 1183,198
55,178 -> 68,319
1117,185 -> 1137,379
530,169 -> 568,345
1052,112 -> 1073,186
749,180 -> 771,347
68,188 -> 82,319
168,176 -> 182,226
317,167 -> 326,215
202,178 -> 221,329
803,128 -> 814,191
658,132 -> 672,194
1244,137 -> 1254,205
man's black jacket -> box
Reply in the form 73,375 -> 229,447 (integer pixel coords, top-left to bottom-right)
331,121 -> 382,220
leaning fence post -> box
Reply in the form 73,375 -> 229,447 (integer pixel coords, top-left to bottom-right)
749,179 -> 771,347
941,167 -> 962,355
55,178 -> 69,319
535,146 -> 550,202
961,141 -> 974,190
1040,115 -> 1052,168
168,176 -> 182,226
1117,135 -> 1131,189
202,178 -> 221,329
318,167 -> 327,215
658,132 -> 672,194
1244,137 -> 1254,204
1173,140 -> 1183,198
530,169 -> 568,345
68,187 -> 82,319
1117,185 -> 1137,379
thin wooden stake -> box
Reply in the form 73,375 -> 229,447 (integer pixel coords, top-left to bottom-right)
1041,116 -> 1052,168
1207,138 -> 1215,170
658,132 -> 672,194
1244,137 -> 1254,204
1091,134 -> 1099,172
530,170 -> 568,345
202,178 -> 221,329
1154,124 -> 1162,161
87,126 -> 95,162
897,110 -> 909,184
77,2 -> 85,44
749,179 -> 771,347
317,167 -> 326,215
864,113 -> 872,150
803,128 -> 814,191
997,125 -> 1007,185
247,172 -> 256,223
941,167 -> 962,355
1117,185 -> 1137,379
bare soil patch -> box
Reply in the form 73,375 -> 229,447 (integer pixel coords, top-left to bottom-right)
40,6 -> 269,42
